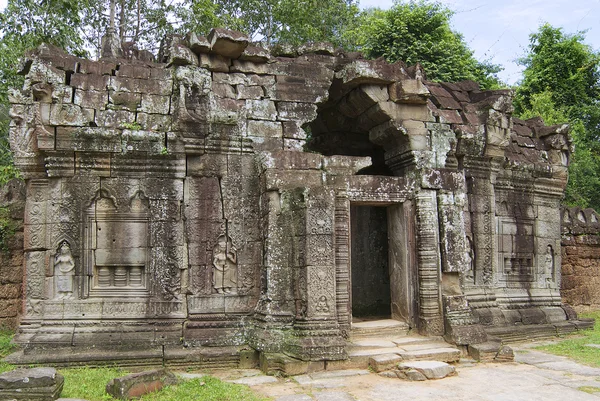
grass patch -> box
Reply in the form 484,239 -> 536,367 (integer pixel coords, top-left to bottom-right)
137,376 -> 269,401
0,332 -> 268,401
0,329 -> 16,373
536,311 -> 600,367
579,386 -> 600,394
60,367 -> 129,400
60,368 -> 269,401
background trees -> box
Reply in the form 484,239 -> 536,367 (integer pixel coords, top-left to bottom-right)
3,1 -> 600,210
347,1 -> 502,88
514,24 -> 600,210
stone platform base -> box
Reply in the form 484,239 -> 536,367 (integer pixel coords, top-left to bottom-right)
4,345 -> 256,370
485,320 -> 594,343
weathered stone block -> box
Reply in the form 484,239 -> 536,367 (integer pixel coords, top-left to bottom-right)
73,89 -> 107,109
247,120 -> 282,138
368,353 -> 402,373
106,369 -> 178,400
168,44 -> 199,67
276,102 -> 317,123
199,53 -> 230,72
398,361 -> 456,380
0,367 -> 64,401
237,85 -> 264,100
208,28 -> 249,59
96,109 -> 136,128
70,73 -> 110,91
185,32 -> 211,55
212,83 -> 236,98
139,94 -> 171,114
136,113 -> 172,131
231,60 -> 269,75
239,45 -> 270,63
246,99 -> 277,121
108,91 -> 141,111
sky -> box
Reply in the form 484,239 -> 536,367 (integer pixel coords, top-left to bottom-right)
360,0 -> 600,85
0,0 -> 599,85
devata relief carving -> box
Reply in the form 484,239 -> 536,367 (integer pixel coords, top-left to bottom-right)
54,241 -> 75,299
7,29 -> 591,366
212,235 -> 238,294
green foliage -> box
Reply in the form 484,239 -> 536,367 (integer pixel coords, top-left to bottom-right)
0,206 -> 19,252
60,370 -> 268,401
514,24 -> 600,114
178,0 -> 359,48
0,330 -> 16,374
137,377 -> 269,401
514,24 -> 600,210
535,311 -> 600,367
579,386 -> 600,394
120,122 -> 142,131
348,0 -> 503,88
60,367 -> 129,400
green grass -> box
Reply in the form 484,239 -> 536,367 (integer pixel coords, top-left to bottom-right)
536,311 -> 600,367
0,330 -> 268,400
579,386 -> 600,394
60,369 -> 269,401
60,366 -> 129,400
0,329 -> 16,373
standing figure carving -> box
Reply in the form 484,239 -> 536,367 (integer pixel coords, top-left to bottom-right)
544,245 -> 554,274
212,235 -> 237,294
54,241 -> 75,299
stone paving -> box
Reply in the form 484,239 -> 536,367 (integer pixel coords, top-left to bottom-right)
207,343 -> 600,401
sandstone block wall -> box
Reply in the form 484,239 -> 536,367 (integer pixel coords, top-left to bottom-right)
561,207 -> 600,310
0,179 -> 25,329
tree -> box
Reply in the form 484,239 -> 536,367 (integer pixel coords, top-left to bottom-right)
0,0 -> 90,167
514,24 -> 600,210
348,1 -> 502,88
178,0 -> 359,48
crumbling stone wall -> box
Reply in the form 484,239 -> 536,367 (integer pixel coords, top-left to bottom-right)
561,207 -> 600,310
6,27 -> 584,365
0,179 -> 25,329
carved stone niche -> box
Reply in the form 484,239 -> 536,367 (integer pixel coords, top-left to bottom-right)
496,216 -> 535,285
83,190 -> 150,298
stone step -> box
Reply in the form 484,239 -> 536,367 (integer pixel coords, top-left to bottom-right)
350,319 -> 410,339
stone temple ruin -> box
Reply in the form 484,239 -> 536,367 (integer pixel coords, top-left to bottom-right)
7,29 -> 592,369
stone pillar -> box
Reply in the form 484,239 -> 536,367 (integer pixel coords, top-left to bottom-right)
334,191 -> 351,333
466,160 -> 499,287
285,186 -> 346,361
414,190 -> 443,335
22,180 -> 50,322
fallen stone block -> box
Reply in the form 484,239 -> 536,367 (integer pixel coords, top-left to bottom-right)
105,369 -> 178,400
378,371 -> 400,379
208,28 -> 249,59
368,353 -> 402,373
398,368 -> 427,381
0,367 -> 64,401
398,361 -> 456,380
468,341 -> 514,362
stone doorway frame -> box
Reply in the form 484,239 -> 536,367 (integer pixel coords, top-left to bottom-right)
347,201 -> 418,328
333,175 -> 421,334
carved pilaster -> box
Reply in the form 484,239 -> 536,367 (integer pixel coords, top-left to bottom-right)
414,190 -> 443,335
334,192 -> 351,333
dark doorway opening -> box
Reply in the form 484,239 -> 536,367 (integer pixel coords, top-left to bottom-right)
350,205 -> 391,318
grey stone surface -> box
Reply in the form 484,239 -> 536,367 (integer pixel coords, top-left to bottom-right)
0,367 -> 64,401
252,346 -> 600,401
314,391 -> 356,401
369,354 -> 403,373
229,376 -> 279,385
398,361 -> 456,380
7,28 -> 579,369
275,395 -> 313,401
